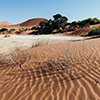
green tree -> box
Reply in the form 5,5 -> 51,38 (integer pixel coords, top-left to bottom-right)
88,27 -> 100,36
53,16 -> 68,29
53,14 -> 62,20
48,19 -> 53,25
39,21 -> 46,28
39,14 -> 68,34
61,16 -> 68,22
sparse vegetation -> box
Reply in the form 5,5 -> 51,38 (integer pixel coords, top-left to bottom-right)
46,41 -> 88,80
16,30 -> 23,34
0,47 -> 32,74
10,28 -> 16,31
0,38 -> 51,74
4,34 -> 10,37
37,14 -> 100,35
67,27 -> 76,32
1,15 -> 100,36
31,38 -> 50,48
88,27 -> 100,36
77,18 -> 100,28
31,26 -> 37,30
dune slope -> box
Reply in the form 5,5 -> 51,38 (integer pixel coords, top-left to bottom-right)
20,18 -> 48,26
0,18 -> 48,29
0,22 -> 12,27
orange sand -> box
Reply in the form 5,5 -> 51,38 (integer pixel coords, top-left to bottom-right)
0,37 -> 100,100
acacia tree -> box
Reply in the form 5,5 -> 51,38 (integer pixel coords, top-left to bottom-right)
39,21 -> 46,28
39,14 -> 68,34
53,14 -> 62,20
53,15 -> 68,29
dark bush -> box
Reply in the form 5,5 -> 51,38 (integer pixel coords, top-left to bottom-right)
39,21 -> 47,28
24,28 -> 29,31
0,28 -> 8,32
31,27 -> 37,30
38,14 -> 68,34
84,23 -> 90,27
72,21 -> 77,25
16,30 -> 23,34
78,18 -> 100,27
10,28 -> 16,31
67,28 -> 76,32
53,14 -> 62,20
88,27 -> 100,36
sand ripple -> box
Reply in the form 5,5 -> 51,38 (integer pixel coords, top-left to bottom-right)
0,38 -> 100,100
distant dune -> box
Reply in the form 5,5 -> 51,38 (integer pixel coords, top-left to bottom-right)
10,18 -> 48,28
0,21 -> 12,27
20,18 -> 48,26
0,18 -> 48,29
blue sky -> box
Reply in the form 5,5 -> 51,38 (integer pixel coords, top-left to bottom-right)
0,0 -> 100,24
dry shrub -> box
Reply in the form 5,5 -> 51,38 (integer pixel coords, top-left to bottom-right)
47,41 -> 87,80
31,38 -> 51,48
0,38 -> 51,74
4,34 -> 10,37
0,46 -> 33,74
0,37 -> 87,81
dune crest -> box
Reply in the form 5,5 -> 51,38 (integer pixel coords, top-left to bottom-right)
0,21 -> 12,27
20,18 -> 48,26
0,18 -> 48,29
10,18 -> 48,28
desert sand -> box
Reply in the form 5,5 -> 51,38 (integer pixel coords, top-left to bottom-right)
0,18 -> 100,100
0,36 -> 100,100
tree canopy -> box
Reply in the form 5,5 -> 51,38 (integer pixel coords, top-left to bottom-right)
53,14 -> 62,20
39,14 -> 68,34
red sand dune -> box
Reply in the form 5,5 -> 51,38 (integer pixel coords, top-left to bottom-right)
0,21 -> 12,27
10,18 -> 48,27
20,18 -> 48,26
0,18 -> 48,29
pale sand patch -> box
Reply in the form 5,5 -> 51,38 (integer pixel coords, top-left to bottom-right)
0,35 -> 85,54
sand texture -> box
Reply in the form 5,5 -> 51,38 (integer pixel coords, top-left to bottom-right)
0,38 -> 100,100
